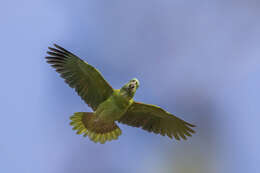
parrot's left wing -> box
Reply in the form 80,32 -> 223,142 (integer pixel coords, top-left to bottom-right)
118,102 -> 195,140
46,44 -> 114,111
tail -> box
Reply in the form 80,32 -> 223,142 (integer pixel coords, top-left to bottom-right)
69,112 -> 122,144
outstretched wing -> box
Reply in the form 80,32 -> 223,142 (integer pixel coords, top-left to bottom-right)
46,44 -> 114,110
118,102 -> 195,141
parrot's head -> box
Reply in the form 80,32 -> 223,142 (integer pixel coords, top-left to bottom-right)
121,78 -> 140,98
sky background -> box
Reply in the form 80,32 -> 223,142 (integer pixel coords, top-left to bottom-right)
1,0 -> 260,173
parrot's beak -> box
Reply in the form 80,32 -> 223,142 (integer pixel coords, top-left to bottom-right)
128,78 -> 139,91
129,83 -> 135,89
121,78 -> 139,98
123,78 -> 139,94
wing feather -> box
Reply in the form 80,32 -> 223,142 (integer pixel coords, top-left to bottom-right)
46,44 -> 114,110
118,102 -> 195,141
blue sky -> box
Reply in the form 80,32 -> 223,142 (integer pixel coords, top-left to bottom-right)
1,1 -> 260,173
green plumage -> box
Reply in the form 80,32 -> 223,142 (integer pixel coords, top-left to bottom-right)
46,44 -> 196,144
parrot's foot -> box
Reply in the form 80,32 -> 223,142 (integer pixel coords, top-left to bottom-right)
70,112 -> 122,144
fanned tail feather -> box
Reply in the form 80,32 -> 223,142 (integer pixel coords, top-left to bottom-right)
70,112 -> 122,144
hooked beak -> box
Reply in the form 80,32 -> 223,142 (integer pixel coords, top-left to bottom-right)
129,83 -> 135,89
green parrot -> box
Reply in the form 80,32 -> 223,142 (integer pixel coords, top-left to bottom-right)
46,44 -> 195,144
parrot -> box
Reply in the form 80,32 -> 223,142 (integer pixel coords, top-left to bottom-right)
46,44 -> 196,144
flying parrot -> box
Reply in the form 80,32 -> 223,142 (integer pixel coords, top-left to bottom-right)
46,44 -> 196,144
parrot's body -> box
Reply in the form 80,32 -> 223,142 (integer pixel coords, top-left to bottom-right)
95,89 -> 134,121
46,44 -> 196,144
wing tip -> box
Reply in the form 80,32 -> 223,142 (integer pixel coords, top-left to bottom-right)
46,51 -> 53,55
53,43 -> 60,49
53,43 -> 72,54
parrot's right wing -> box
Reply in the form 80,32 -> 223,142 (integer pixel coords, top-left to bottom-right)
46,44 -> 114,111
118,102 -> 195,141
